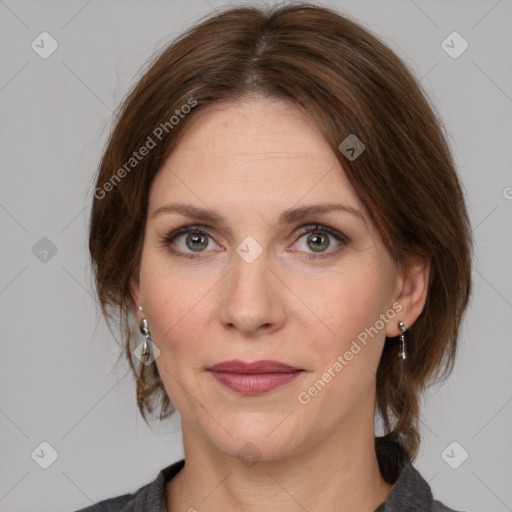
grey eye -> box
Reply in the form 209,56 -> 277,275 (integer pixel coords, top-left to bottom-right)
305,232 -> 330,252
184,232 -> 210,252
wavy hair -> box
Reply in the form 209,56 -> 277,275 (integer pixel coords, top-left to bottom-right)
88,2 -> 472,480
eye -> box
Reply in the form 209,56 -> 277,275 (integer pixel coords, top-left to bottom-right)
290,224 -> 348,259
159,223 -> 349,260
159,225 -> 220,258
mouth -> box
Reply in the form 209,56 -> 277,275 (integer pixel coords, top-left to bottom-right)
207,359 -> 305,395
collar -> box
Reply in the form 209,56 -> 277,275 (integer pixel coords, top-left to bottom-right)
145,459 -> 434,512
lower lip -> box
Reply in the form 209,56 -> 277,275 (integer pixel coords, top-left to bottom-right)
209,370 -> 304,394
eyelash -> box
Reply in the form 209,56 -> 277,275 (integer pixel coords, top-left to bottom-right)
158,223 -> 349,260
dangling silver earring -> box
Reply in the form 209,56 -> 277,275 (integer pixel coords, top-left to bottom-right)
398,321 -> 407,362
139,306 -> 153,364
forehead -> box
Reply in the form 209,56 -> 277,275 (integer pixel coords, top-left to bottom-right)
175,98 -> 325,151
148,99 -> 369,221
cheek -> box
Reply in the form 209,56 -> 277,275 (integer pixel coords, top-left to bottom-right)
140,264 -> 212,413
304,265 -> 391,339
300,265 -> 394,398
139,257 -> 209,359
302,278 -> 388,409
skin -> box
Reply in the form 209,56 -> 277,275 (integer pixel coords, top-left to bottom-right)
130,98 -> 430,512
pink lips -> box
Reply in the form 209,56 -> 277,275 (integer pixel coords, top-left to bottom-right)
207,359 -> 305,394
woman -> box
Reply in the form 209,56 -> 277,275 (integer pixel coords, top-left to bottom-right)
79,3 -> 472,511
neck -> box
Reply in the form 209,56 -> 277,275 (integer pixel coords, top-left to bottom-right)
167,413 -> 393,512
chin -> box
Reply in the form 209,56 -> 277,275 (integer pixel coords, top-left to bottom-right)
203,414 -> 306,464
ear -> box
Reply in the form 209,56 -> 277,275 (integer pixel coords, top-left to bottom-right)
385,255 -> 431,338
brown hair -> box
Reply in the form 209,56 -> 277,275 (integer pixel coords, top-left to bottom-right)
88,2 -> 472,479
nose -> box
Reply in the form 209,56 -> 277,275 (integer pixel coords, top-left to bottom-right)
219,247 -> 286,337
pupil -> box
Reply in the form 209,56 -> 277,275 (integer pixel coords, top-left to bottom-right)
187,233 -> 208,251
308,233 -> 329,252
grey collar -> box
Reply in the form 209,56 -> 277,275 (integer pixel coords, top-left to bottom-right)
151,459 -> 435,512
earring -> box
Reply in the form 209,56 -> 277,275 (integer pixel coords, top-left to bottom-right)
398,321 -> 407,362
139,306 -> 153,364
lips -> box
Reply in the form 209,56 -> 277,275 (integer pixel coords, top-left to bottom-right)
207,359 -> 305,394
207,359 -> 303,374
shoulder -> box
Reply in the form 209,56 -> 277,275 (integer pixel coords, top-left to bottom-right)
383,462 -> 468,512
70,459 -> 185,512
431,499 -> 468,512
72,493 -> 134,512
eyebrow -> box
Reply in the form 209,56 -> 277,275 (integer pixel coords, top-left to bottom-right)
152,202 -> 366,227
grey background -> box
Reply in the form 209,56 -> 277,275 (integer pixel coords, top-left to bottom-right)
1,0 -> 511,510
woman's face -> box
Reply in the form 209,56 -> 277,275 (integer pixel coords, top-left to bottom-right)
132,99 -> 413,461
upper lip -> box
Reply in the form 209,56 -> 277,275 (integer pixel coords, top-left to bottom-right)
208,359 -> 303,374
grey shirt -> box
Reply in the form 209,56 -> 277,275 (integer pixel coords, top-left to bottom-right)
73,458 -> 466,512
